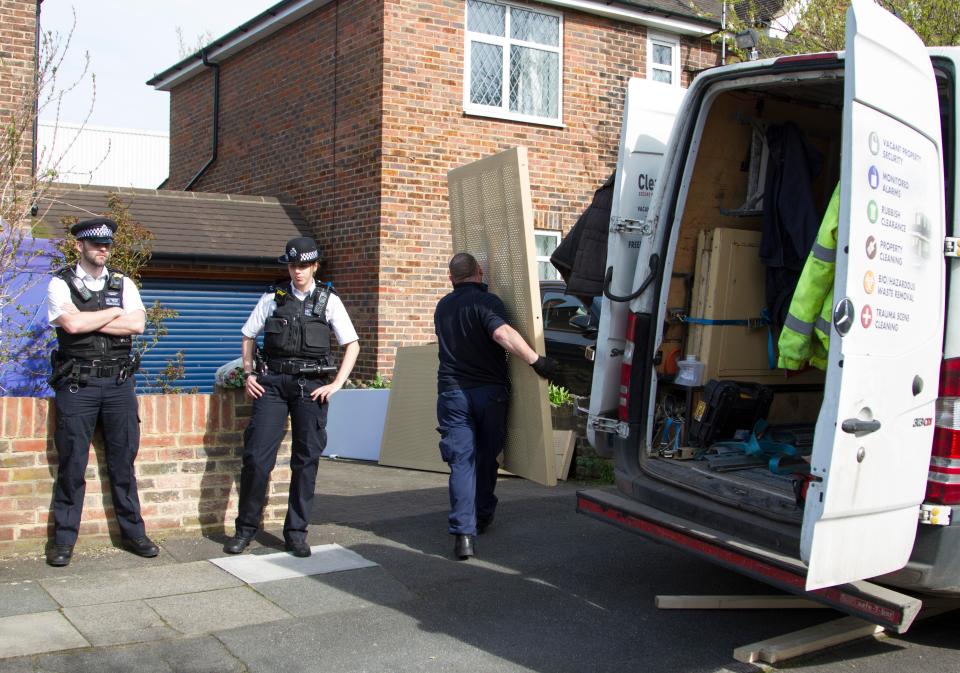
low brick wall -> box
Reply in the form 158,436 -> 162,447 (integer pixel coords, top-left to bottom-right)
0,390 -> 292,556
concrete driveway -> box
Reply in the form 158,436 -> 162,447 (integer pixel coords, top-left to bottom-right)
0,459 -> 956,672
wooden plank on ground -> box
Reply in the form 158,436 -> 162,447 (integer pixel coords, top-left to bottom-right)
656,595 -> 826,610
733,616 -> 884,664
733,604 -> 960,664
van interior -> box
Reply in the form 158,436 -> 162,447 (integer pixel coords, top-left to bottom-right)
640,61 -> 954,537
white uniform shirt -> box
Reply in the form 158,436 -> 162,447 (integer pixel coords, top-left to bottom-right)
241,282 -> 359,345
47,265 -> 146,326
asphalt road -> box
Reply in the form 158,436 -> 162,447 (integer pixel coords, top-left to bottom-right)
0,460 -> 957,672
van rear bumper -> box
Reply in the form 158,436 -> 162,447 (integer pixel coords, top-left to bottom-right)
577,487 -> 923,633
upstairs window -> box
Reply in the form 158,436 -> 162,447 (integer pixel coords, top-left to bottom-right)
648,34 -> 679,85
465,0 -> 563,125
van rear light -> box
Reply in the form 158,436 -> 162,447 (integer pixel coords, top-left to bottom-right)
618,312 -> 639,422
927,358 -> 960,504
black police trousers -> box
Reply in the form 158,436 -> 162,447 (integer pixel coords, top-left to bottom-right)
52,375 -> 146,546
235,373 -> 328,543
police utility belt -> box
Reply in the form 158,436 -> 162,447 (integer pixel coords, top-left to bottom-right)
48,352 -> 141,390
266,359 -> 337,377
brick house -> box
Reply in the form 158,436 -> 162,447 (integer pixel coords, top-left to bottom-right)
149,0 -> 723,378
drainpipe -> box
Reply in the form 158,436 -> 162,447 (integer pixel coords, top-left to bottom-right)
32,0 -> 41,181
184,49 -> 220,191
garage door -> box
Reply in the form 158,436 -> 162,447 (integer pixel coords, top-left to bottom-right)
138,279 -> 266,393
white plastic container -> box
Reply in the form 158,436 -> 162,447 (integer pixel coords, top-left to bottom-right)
674,354 -> 704,387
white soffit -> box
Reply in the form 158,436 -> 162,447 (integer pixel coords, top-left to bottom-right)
539,0 -> 717,36
447,146 -> 555,487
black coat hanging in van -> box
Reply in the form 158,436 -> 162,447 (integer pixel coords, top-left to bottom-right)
550,172 -> 615,302
759,122 -> 823,332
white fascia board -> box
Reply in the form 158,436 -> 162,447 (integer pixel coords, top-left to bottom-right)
535,0 -> 717,36
149,0 -> 331,91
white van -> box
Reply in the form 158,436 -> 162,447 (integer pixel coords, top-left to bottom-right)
578,0 -> 960,632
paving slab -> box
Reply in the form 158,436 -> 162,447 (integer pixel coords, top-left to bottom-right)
251,566 -> 416,617
0,580 -> 58,618
146,586 -> 291,635
11,635 -> 247,673
209,543 -> 377,583
63,599 -> 178,646
0,611 -> 88,659
39,560 -> 243,607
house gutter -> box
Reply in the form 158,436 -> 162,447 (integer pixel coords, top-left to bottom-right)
183,50 -> 220,191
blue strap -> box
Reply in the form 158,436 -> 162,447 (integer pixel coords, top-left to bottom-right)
682,310 -> 777,369
762,308 -> 776,370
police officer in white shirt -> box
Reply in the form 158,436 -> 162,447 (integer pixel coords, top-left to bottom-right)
45,218 -> 158,567
224,237 -> 360,557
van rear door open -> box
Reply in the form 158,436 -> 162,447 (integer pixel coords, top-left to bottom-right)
587,79 -> 685,447
801,0 -> 946,590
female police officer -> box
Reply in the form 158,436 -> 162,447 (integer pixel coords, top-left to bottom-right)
223,237 -> 359,557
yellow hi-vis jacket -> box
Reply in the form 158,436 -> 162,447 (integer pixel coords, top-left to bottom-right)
777,183 -> 840,370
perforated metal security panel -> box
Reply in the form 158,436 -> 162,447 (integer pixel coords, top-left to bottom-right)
447,146 -> 555,486
378,344 -> 448,473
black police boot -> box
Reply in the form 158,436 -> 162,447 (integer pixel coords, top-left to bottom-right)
454,534 -> 475,560
46,544 -> 74,567
223,534 -> 254,554
123,536 -> 160,558
285,540 -> 312,558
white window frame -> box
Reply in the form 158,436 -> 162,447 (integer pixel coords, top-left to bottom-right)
535,230 -> 561,280
464,0 -> 564,127
648,33 -> 680,86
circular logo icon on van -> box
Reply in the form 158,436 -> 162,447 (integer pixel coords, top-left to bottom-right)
863,271 -> 876,294
833,298 -> 855,336
869,132 -> 880,155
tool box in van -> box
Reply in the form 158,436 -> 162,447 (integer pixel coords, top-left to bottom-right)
578,0 -> 960,632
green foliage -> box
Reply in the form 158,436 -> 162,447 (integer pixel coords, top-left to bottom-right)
345,374 -> 392,389
575,455 -> 615,484
548,383 -> 574,408
711,0 -> 959,63
51,193 -> 187,393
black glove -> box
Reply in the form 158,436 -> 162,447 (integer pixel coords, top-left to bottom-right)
531,355 -> 558,379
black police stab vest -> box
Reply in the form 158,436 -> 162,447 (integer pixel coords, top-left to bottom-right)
54,266 -> 132,361
262,283 -> 332,361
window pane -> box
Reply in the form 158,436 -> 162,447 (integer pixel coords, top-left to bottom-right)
511,7 -> 559,46
535,233 -> 558,256
538,260 -> 559,280
509,46 -> 559,118
467,0 -> 504,36
651,68 -> 672,84
653,43 -> 673,66
470,42 -> 503,106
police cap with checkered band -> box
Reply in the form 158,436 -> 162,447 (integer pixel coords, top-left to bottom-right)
278,236 -> 322,264
70,217 -> 117,245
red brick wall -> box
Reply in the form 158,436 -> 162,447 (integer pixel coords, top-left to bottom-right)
0,0 -> 37,183
376,0 -> 719,373
0,393 -> 292,556
164,0 -> 719,378
166,0 -> 385,378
